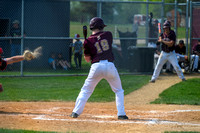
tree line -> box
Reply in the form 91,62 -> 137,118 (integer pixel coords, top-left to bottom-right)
70,0 -> 199,25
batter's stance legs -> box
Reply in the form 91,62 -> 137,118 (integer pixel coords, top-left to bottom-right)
151,52 -> 168,82
72,77 -> 101,115
168,53 -> 185,80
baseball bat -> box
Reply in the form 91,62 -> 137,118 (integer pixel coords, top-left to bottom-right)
158,22 -> 161,34
83,25 -> 87,40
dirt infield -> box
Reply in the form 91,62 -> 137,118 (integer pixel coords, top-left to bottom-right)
0,75 -> 200,133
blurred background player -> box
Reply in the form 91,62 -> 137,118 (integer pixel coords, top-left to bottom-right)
148,12 -> 159,48
56,53 -> 71,70
72,34 -> 83,69
70,17 -> 128,120
175,40 -> 189,72
149,20 -> 185,83
191,39 -> 200,72
48,53 -> 56,70
10,20 -> 26,56
165,40 -> 188,73
0,47 -> 35,92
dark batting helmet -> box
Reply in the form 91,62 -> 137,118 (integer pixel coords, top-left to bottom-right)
89,17 -> 106,30
163,20 -> 171,29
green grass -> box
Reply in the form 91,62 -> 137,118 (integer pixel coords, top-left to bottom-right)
70,21 -> 187,39
165,131 -> 200,133
0,75 -> 150,102
151,78 -> 200,105
177,27 -> 187,39
70,21 -> 133,38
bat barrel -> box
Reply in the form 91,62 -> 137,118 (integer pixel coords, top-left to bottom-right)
158,23 -> 161,34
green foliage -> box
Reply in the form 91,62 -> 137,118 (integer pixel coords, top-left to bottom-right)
151,78 -> 200,105
70,2 -> 96,22
0,75 -> 150,102
111,3 -> 141,24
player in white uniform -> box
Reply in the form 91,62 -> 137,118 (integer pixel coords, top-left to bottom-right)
70,17 -> 128,120
149,20 -> 186,83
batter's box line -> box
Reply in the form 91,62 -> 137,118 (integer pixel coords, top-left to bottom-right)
32,115 -> 200,126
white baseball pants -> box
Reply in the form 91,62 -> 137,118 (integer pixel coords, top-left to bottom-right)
191,55 -> 199,70
72,60 -> 126,116
151,50 -> 185,81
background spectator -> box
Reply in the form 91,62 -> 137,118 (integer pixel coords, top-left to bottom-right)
57,53 -> 71,70
191,39 -> 200,72
48,53 -> 56,70
10,20 -> 26,56
72,34 -> 83,69
148,12 -> 159,47
175,40 -> 188,64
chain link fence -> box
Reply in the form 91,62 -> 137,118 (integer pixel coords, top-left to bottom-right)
0,0 -> 197,76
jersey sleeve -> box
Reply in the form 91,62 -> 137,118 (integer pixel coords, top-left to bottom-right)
83,39 -> 91,56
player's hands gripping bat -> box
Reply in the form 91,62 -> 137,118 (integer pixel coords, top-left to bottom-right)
83,25 -> 87,40
23,46 -> 42,61
156,22 -> 162,46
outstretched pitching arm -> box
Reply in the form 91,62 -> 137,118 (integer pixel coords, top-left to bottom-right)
6,55 -> 25,65
6,46 -> 42,65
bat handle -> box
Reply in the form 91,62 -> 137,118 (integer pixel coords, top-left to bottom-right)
83,25 -> 87,40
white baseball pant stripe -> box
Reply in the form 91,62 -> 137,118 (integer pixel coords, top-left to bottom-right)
72,60 -> 126,116
151,50 -> 185,81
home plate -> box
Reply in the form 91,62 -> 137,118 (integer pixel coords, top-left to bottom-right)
92,115 -> 115,119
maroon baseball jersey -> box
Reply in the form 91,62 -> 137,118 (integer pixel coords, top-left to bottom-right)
175,45 -> 186,55
160,30 -> 176,53
0,59 -> 7,71
84,31 -> 114,64
192,44 -> 200,54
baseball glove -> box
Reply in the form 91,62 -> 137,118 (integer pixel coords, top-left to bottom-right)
23,50 -> 36,61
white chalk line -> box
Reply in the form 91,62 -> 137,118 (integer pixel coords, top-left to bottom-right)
25,107 -> 73,113
31,108 -> 200,126
32,115 -> 200,126
126,109 -> 200,113
2,107 -> 200,126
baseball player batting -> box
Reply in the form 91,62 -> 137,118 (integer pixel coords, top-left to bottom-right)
0,46 -> 42,92
70,17 -> 128,120
149,20 -> 186,83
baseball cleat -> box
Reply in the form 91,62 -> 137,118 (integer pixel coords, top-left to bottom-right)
149,79 -> 155,83
182,78 -> 186,81
0,84 -> 3,93
70,112 -> 79,118
118,115 -> 129,120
